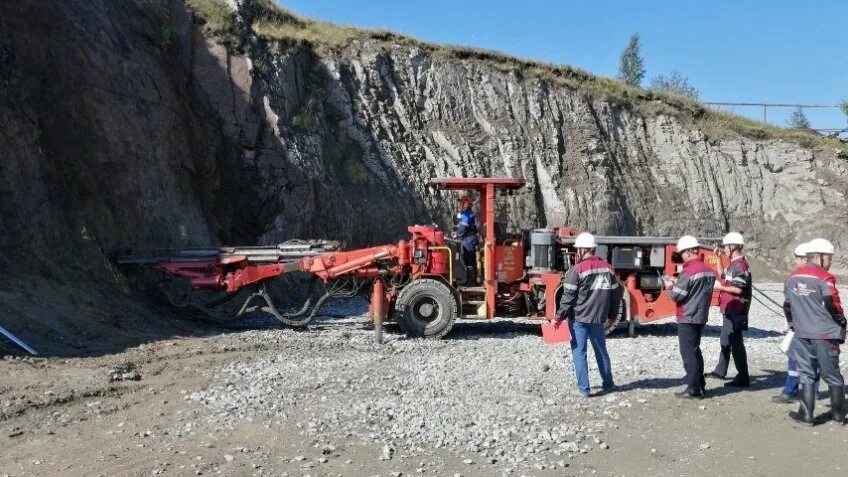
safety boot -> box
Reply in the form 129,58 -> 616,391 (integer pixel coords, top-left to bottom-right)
830,385 -> 845,425
789,385 -> 816,426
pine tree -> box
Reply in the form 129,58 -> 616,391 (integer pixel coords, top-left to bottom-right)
787,107 -> 811,129
617,34 -> 645,87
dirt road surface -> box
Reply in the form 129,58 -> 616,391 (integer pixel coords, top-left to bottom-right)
2,284 -> 846,477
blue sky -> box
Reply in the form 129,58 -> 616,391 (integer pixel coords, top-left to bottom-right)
279,0 -> 847,130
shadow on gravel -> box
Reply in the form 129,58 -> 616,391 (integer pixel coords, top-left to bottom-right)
444,320 -> 788,342
447,320 -> 544,340
628,322 -> 785,340
626,369 -> 786,396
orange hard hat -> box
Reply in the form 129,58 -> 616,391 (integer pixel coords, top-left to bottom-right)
458,195 -> 474,204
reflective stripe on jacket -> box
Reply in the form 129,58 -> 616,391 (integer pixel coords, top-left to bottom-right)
784,263 -> 846,341
719,256 -> 752,315
558,255 -> 620,324
668,257 -> 715,324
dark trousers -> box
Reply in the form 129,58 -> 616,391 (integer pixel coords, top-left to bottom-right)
713,314 -> 749,379
462,248 -> 476,267
678,322 -> 706,395
795,338 -> 844,388
461,248 -> 477,284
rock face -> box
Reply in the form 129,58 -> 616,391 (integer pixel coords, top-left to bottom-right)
186,2 -> 848,274
0,0 -> 846,351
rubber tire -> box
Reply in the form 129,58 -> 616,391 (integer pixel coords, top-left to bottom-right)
604,297 -> 626,336
393,278 -> 458,339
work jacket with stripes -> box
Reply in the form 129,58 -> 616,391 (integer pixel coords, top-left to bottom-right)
668,257 -> 716,325
719,255 -> 752,315
557,255 -> 620,324
783,263 -> 846,342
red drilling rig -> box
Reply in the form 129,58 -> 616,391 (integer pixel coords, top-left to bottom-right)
118,177 -> 727,341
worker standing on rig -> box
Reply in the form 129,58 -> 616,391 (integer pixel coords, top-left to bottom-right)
772,242 -> 821,403
706,232 -> 752,387
667,235 -> 715,399
784,238 -> 845,425
554,232 -> 618,397
456,195 -> 479,284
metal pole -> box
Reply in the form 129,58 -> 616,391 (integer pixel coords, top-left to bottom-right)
371,279 -> 385,345
0,324 -> 38,355
763,105 -> 767,123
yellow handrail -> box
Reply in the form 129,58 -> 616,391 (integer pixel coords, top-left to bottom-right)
428,246 -> 454,285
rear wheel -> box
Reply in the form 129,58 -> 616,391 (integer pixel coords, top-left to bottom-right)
604,297 -> 626,335
393,279 -> 458,339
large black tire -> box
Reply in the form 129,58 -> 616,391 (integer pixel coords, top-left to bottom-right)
604,296 -> 626,336
393,278 -> 458,339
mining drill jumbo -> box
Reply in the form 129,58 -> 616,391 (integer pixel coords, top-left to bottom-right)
119,177 -> 727,341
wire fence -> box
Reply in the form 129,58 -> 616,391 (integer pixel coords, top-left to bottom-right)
704,102 -> 847,139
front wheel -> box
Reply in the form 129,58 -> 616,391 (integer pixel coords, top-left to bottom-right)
392,279 -> 458,339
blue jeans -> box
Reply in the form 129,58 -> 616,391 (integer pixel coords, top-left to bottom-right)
568,320 -> 614,396
783,356 -> 820,397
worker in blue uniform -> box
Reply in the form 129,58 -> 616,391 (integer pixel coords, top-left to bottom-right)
456,195 -> 478,284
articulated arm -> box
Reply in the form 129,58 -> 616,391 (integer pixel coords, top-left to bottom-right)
154,243 -> 406,293
300,245 -> 400,280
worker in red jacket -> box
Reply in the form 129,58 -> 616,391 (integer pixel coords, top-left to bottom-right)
554,232 -> 619,397
667,235 -> 716,399
783,238 -> 845,425
706,232 -> 752,387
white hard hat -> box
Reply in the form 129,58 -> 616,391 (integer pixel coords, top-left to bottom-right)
676,235 -> 700,252
793,242 -> 810,258
574,232 -> 597,249
807,238 -> 835,255
722,232 -> 745,246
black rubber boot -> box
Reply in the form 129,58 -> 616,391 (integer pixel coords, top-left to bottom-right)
830,385 -> 845,425
789,385 -> 816,426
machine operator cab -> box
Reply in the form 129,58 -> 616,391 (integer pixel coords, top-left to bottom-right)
429,177 -> 531,319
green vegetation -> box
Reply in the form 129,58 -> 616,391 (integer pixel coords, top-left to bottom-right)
160,23 -> 176,49
187,0 -> 847,153
185,0 -> 233,32
701,109 -> 824,145
840,100 -> 848,124
291,98 -> 319,131
787,107 -> 811,129
650,71 -> 699,100
617,34 -> 646,87
343,157 -> 371,185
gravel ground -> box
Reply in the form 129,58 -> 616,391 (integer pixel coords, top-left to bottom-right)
5,282 -> 847,477
184,283 -> 800,474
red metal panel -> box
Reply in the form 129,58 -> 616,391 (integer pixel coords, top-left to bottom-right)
541,272 -> 562,321
541,321 -> 572,343
494,244 -> 524,282
429,177 -> 526,190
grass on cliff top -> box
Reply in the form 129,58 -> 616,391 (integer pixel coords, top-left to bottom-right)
185,0 -> 233,31
190,0 -> 848,153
